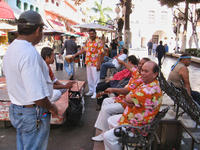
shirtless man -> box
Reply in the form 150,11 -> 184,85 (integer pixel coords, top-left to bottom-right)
168,53 -> 200,104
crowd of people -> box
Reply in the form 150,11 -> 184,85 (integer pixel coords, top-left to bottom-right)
2,10 -> 200,150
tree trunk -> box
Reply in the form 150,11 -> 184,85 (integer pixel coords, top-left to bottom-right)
180,0 -> 189,53
124,0 -> 131,49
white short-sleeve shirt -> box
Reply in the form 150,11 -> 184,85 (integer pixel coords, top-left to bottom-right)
112,54 -> 127,69
3,39 -> 53,105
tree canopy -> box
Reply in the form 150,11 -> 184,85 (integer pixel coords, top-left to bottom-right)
160,0 -> 200,8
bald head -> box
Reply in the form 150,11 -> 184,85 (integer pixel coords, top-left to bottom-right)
141,61 -> 159,84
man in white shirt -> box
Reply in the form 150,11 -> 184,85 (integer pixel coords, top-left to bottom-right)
100,48 -> 128,80
3,10 -> 58,150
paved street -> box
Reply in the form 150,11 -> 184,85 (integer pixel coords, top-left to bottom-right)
0,48 -> 200,150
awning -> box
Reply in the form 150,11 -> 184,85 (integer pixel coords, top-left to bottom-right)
0,22 -> 17,31
47,19 -> 66,33
0,1 -> 15,20
0,31 -> 6,36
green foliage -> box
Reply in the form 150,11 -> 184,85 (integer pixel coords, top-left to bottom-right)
91,1 -> 112,25
185,48 -> 200,57
159,0 -> 200,8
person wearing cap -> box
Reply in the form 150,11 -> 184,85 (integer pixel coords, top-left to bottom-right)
3,10 -> 58,150
168,53 -> 200,104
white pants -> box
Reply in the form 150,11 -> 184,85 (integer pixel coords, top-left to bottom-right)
94,97 -> 124,132
103,128 -> 121,150
86,66 -> 100,93
104,114 -> 122,150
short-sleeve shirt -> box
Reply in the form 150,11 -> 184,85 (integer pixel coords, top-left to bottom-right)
3,39 -> 53,105
84,38 -> 104,67
119,80 -> 162,126
115,68 -> 142,108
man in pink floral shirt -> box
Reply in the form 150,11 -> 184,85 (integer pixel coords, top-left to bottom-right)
73,29 -> 104,98
103,61 -> 162,150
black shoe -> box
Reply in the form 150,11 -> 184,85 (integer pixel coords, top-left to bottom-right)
69,75 -> 74,80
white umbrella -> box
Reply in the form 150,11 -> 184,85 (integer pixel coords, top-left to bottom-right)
0,22 -> 17,30
73,23 -> 115,32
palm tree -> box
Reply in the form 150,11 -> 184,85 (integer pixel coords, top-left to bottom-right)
91,1 -> 112,25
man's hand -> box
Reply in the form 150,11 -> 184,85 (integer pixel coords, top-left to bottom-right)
104,88 -> 113,94
97,63 -> 101,71
124,94 -> 135,107
49,103 -> 58,116
65,81 -> 75,89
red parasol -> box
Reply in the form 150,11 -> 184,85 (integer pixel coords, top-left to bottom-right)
0,1 -> 15,20
75,32 -> 85,36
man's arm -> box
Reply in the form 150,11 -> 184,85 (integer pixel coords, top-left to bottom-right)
53,80 -> 74,89
34,97 -> 58,115
105,87 -> 129,95
73,48 -> 85,58
116,57 -> 133,72
179,67 -> 191,95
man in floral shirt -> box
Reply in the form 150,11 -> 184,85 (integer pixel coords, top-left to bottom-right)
92,58 -> 150,142
103,61 -> 162,150
73,29 -> 104,98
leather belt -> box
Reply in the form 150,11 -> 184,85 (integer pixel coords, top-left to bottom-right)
22,104 -> 36,108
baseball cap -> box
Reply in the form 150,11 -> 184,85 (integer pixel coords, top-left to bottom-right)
17,10 -> 44,26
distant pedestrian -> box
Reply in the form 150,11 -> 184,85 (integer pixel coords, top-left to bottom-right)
118,36 -> 124,54
164,43 -> 169,53
60,36 -> 78,80
156,41 -> 166,67
110,39 -> 118,58
3,10 -> 58,150
152,42 -> 157,57
147,40 -> 153,55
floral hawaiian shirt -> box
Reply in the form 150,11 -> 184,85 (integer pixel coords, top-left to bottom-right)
115,67 -> 143,108
83,38 -> 104,67
119,80 -> 162,126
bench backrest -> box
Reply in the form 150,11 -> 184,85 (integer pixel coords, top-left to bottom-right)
158,71 -> 200,125
115,107 -> 170,149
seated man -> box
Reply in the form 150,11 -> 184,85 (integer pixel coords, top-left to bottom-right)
92,58 -> 150,141
103,61 -> 162,150
168,53 -> 200,105
96,55 -> 139,107
100,48 -> 128,80
41,47 -> 74,102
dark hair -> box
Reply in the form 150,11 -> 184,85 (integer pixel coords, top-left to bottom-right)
142,57 -> 151,62
70,36 -> 75,39
41,47 -> 53,60
153,62 -> 159,73
18,24 -> 42,35
159,40 -> 163,45
89,29 -> 96,33
123,48 -> 128,54
128,55 -> 138,65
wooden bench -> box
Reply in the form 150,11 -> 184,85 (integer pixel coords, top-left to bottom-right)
0,77 -> 85,126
